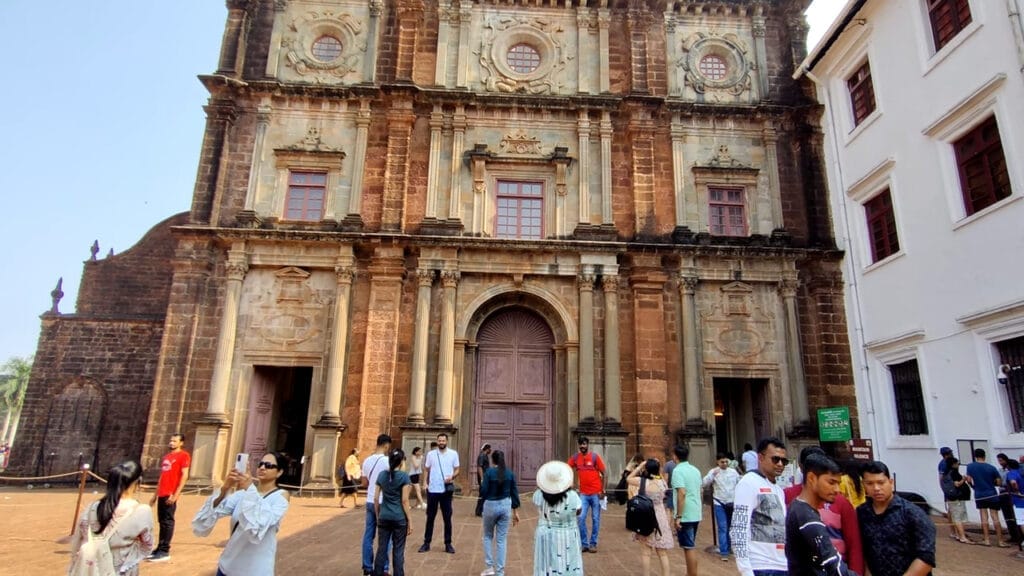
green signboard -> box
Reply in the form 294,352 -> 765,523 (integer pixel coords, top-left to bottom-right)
817,406 -> 852,442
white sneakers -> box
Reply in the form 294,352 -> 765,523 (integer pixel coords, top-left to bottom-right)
480,568 -> 496,576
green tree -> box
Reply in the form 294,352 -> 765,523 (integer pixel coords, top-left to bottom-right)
1,355 -> 33,445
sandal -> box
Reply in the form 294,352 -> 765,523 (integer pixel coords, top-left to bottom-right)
976,541 -> 992,547
997,542 -> 1010,548
958,538 -> 972,544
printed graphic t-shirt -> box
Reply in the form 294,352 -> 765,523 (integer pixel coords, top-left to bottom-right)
157,450 -> 191,497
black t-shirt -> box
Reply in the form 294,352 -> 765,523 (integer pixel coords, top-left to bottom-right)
786,498 -> 859,576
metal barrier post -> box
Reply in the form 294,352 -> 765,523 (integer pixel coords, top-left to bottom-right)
69,464 -> 90,536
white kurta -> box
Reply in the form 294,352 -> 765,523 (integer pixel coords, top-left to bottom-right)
192,485 -> 290,576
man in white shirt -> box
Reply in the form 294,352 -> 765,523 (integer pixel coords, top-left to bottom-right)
702,452 -> 741,560
418,433 -> 460,554
360,434 -> 392,576
731,437 -> 789,576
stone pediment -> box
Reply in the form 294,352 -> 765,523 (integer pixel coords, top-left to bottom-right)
275,127 -> 346,157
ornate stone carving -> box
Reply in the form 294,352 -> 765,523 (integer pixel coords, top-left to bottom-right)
282,10 -> 366,80
415,268 -> 435,287
225,259 -> 249,281
499,130 -> 544,156
602,275 -> 619,292
246,267 -> 327,350
779,277 -> 799,297
335,266 -> 355,285
701,144 -> 751,170
679,274 -> 699,294
440,270 -> 460,287
678,31 -> 754,100
49,277 -> 64,314
578,272 -> 596,291
369,0 -> 383,17
699,281 -> 776,363
475,15 -> 572,94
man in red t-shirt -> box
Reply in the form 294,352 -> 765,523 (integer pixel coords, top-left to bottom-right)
569,436 -> 606,552
147,433 -> 190,562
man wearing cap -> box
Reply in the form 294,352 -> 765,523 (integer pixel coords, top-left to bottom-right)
475,443 -> 492,517
569,436 -> 605,553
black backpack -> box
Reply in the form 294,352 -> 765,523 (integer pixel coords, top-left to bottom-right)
625,477 -> 661,537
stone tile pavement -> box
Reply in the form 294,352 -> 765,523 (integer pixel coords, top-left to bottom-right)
1,487 -> 1021,574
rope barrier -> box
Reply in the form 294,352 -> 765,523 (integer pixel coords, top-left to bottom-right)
0,471 -> 82,482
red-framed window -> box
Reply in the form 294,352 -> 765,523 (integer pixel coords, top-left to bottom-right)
285,171 -> 326,221
847,61 -> 876,127
708,187 -> 747,236
865,189 -> 900,262
928,0 -> 972,51
495,180 -> 543,239
954,116 -> 1011,216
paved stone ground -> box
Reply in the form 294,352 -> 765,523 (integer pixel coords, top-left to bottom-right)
1,486 -> 1021,575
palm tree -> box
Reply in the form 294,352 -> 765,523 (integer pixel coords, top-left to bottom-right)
0,356 -> 32,445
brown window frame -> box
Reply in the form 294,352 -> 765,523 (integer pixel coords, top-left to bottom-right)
864,188 -> 900,262
927,0 -> 973,52
954,116 -> 1011,216
285,170 -> 327,222
847,61 -> 876,127
996,336 -> 1024,433
495,180 -> 544,239
707,187 -> 747,237
889,359 -> 929,436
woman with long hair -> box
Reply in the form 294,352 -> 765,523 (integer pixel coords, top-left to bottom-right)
627,458 -> 676,576
408,446 -> 425,509
374,448 -> 412,576
480,450 -> 521,576
532,460 -> 583,576
192,452 -> 291,576
69,460 -> 154,575
341,448 -> 361,508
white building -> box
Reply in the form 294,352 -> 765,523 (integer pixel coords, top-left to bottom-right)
797,0 -> 1024,513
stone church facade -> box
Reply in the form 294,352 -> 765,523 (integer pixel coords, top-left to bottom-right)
13,0 -> 855,489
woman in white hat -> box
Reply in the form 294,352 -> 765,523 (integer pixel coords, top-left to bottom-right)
532,460 -> 584,576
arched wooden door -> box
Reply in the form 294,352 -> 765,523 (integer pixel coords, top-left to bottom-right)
474,308 -> 554,488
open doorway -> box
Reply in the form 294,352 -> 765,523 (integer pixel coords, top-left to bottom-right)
242,366 -> 312,486
713,377 -> 770,456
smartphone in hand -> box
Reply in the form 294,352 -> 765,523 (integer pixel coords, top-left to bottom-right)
235,453 -> 250,475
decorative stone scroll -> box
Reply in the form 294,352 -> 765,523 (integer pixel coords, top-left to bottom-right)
283,9 -> 366,80
500,130 -> 544,156
678,31 -> 755,101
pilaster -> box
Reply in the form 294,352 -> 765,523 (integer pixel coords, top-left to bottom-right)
602,275 -> 621,423
578,266 -> 596,422
780,275 -> 811,427
435,269 -> 460,423
408,268 -> 435,424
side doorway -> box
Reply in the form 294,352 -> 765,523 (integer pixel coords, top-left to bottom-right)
713,377 -> 771,456
241,365 -> 312,485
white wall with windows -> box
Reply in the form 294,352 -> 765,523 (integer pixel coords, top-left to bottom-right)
799,0 -> 1024,514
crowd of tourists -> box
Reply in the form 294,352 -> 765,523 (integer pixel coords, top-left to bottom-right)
65,430 -> 1024,576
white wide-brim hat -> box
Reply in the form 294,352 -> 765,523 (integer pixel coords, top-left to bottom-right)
536,460 -> 573,494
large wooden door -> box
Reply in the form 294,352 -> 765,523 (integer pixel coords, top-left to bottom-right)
475,308 -> 554,488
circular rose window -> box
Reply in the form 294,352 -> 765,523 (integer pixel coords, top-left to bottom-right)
311,35 -> 343,62
699,54 -> 728,81
506,43 -> 541,74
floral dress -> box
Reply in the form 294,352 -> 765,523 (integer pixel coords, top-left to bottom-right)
630,477 -> 676,550
70,498 -> 154,576
533,489 -> 584,576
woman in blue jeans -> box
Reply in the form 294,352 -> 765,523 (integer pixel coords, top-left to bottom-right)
480,450 -> 521,576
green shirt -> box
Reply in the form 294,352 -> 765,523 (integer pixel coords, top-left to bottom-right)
671,461 -> 703,523
375,469 -> 411,522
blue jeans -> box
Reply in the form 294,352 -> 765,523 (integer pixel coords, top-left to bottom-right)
374,518 -> 407,576
578,493 -> 601,548
362,505 -> 390,573
713,503 -> 732,556
481,499 -> 512,575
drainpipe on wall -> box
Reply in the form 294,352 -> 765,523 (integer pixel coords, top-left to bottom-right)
803,68 -> 882,445
1009,0 -> 1024,72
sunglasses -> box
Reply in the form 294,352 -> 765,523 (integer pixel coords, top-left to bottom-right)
257,461 -> 280,470
770,456 -> 790,466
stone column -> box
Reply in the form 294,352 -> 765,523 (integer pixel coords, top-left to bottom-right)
762,121 -> 783,231
194,243 -> 247,485
365,0 -> 383,82
597,10 -> 610,93
434,3 -> 452,86
578,266 -> 596,421
217,2 -> 247,75
780,276 -> 810,424
752,7 -> 769,98
602,275 -> 621,422
664,11 -> 679,96
320,263 -> 355,424
600,111 -> 613,224
670,118 -> 687,229
576,9 -> 590,93
347,99 -> 371,218
679,274 -> 702,424
456,5 -> 473,88
408,269 -> 435,424
243,105 -> 272,212
449,106 -> 466,221
435,270 -> 460,424
426,105 -> 443,219
205,246 -> 247,420
264,0 -> 288,76
577,110 -> 591,225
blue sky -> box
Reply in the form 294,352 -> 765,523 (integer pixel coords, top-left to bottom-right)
0,0 -> 844,362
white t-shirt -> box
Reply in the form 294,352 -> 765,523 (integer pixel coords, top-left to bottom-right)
424,448 -> 460,494
361,453 -> 389,501
730,471 -> 787,576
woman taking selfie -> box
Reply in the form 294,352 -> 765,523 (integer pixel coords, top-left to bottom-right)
192,452 -> 291,576
69,460 -> 154,575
